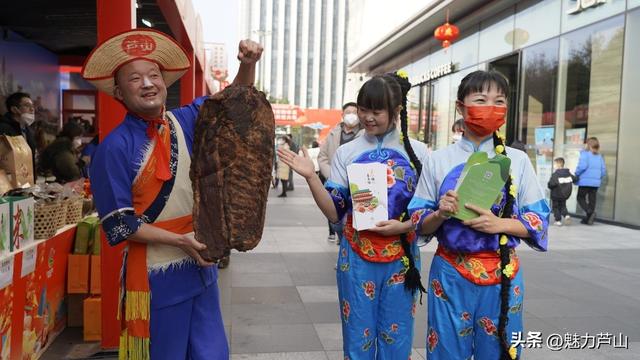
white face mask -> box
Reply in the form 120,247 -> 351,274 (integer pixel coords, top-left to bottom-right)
343,113 -> 359,127
20,113 -> 35,126
72,137 -> 83,149
452,133 -> 462,143
277,139 -> 285,145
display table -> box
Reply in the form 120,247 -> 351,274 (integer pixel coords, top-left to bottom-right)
0,225 -> 76,360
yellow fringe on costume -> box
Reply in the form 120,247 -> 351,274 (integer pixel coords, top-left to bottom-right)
125,291 -> 150,321
119,329 -> 151,360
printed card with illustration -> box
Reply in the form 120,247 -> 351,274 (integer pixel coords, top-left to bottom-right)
347,162 -> 388,230
453,152 -> 511,221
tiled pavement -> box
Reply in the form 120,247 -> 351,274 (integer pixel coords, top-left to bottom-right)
44,176 -> 640,359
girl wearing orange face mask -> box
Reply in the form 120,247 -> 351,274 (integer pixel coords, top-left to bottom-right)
408,70 -> 550,360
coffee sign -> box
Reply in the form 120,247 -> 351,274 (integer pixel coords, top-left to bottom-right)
416,62 -> 454,84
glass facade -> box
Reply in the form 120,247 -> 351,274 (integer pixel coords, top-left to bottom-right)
514,0 -> 562,48
478,7 -> 516,62
614,6 -> 640,224
400,0 -> 639,226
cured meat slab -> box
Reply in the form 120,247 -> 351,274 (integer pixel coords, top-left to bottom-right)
190,86 -> 274,262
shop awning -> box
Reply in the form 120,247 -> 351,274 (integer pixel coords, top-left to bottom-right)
348,0 -> 518,74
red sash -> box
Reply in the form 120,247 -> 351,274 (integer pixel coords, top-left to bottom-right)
343,215 -> 415,263
119,120 -> 192,360
435,244 -> 519,286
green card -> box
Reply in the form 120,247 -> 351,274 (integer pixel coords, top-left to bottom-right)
452,152 -> 511,221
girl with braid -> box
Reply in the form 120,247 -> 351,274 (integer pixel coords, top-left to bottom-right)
409,70 -> 550,360
278,71 -> 428,359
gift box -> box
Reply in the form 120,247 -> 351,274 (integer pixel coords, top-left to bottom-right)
83,297 -> 102,342
74,216 -> 99,254
67,254 -> 90,294
6,196 -> 35,251
91,224 -> 101,255
67,294 -> 87,327
0,199 -> 9,257
90,255 -> 101,295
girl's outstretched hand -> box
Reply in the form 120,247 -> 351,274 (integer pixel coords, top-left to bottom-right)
277,147 -> 316,179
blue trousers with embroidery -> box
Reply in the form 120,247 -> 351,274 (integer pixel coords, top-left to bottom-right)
336,237 -> 419,359
149,265 -> 229,360
426,255 -> 524,360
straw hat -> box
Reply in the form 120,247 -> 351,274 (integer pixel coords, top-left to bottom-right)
82,29 -> 191,95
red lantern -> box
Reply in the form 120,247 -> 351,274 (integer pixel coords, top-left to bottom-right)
434,22 -> 459,48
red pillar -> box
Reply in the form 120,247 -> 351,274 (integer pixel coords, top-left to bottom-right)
96,0 -> 135,350
195,64 -> 204,97
180,45 -> 196,105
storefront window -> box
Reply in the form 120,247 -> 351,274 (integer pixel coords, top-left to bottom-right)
514,0 -> 561,49
518,38 -> 559,196
561,0 -> 626,33
555,15 -> 624,219
615,7 -> 640,225
451,30 -> 479,70
428,76 -> 452,151
407,86 -> 421,139
479,7 -> 516,62
631,0 -> 640,9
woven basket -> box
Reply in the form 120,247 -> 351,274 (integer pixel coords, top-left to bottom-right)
53,201 -> 67,230
65,197 -> 84,225
34,201 -> 64,240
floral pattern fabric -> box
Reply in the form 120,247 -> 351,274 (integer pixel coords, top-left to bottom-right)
435,245 -> 520,286
337,236 -> 419,359
426,255 -> 524,359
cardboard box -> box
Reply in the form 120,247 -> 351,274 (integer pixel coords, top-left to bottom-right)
0,199 -> 9,257
7,196 -> 35,251
0,135 -> 34,188
83,297 -> 102,342
67,294 -> 87,327
67,254 -> 90,294
90,255 -> 101,295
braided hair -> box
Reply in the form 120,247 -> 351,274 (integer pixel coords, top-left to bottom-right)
357,72 -> 426,296
458,70 -> 517,359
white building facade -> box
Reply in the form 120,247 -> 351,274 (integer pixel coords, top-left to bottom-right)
239,0 -> 349,109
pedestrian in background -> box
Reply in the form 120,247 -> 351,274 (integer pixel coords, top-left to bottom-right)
451,118 -> 464,143
276,136 -> 291,197
575,137 -> 606,225
1,92 -> 37,170
318,102 -> 363,242
306,140 -> 320,176
286,134 -> 299,191
548,157 -> 577,226
38,120 -> 84,183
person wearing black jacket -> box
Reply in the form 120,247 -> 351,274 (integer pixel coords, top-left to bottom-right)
548,157 -> 578,226
0,92 -> 37,170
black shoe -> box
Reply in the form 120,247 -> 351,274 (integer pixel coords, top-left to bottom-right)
278,193 -> 287,198
587,212 -> 596,225
580,218 -> 588,224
